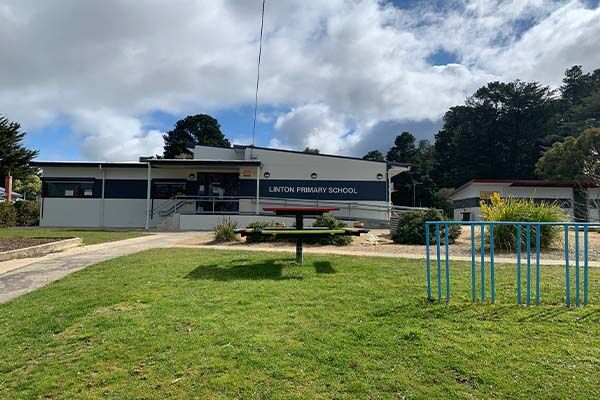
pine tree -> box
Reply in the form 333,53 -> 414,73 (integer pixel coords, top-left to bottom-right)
0,116 -> 38,180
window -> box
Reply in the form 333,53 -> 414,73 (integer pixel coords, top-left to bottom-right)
152,182 -> 187,199
45,181 -> 94,198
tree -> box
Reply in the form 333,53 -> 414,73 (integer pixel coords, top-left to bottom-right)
433,80 -> 558,187
303,147 -> 320,154
13,174 -> 41,200
362,150 -> 385,161
391,139 -> 436,207
556,66 -> 600,137
535,128 -> 600,180
163,114 -> 230,158
0,116 -> 38,180
386,132 -> 418,163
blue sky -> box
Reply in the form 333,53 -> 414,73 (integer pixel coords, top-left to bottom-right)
3,0 -> 600,161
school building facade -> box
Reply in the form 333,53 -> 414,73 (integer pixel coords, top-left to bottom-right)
32,145 -> 409,230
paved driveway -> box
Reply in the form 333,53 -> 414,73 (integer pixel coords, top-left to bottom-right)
0,232 -> 195,304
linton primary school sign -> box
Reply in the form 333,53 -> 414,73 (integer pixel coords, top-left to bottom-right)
248,179 -> 387,201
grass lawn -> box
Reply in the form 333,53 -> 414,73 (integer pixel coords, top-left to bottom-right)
0,227 -> 148,245
1,249 -> 599,399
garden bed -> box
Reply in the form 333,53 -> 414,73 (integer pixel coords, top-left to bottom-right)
0,237 -> 67,252
0,237 -> 82,262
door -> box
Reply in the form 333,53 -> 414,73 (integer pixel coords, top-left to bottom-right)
196,172 -> 240,213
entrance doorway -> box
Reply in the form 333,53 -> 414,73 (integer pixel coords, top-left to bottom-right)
195,172 -> 239,213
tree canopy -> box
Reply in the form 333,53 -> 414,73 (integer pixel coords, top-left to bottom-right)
433,80 -> 558,187
303,147 -> 320,154
362,150 -> 385,161
0,116 -> 38,180
535,128 -> 600,180
386,132 -> 418,163
163,114 -> 230,158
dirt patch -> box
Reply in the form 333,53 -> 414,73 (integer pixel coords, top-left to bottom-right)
0,237 -> 72,252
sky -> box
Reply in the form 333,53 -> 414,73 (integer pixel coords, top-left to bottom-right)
1,0 -> 600,161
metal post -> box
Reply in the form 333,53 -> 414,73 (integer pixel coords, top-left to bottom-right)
490,223 -> 495,304
436,224 -> 441,300
470,224 -> 476,303
444,223 -> 450,303
516,224 -> 522,305
100,165 -> 105,228
295,214 -> 303,264
480,223 -> 485,302
584,225 -> 589,305
575,224 -> 580,306
526,225 -> 531,306
565,225 -> 570,307
256,165 -> 260,215
426,223 -> 431,300
535,224 -> 541,305
145,163 -> 152,230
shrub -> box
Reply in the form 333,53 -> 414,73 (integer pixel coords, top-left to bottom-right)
480,193 -> 567,250
0,202 -> 18,228
392,209 -> 461,245
245,220 -> 275,243
213,217 -> 238,242
307,214 -> 352,246
13,201 -> 40,226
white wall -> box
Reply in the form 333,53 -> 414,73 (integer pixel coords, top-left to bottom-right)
246,147 -> 387,181
102,199 -> 147,228
41,198 -> 101,227
452,182 -> 575,221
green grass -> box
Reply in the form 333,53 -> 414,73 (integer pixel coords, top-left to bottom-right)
0,227 -> 147,245
1,249 -> 599,399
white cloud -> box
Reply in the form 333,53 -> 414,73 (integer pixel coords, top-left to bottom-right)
72,109 -> 164,161
0,0 -> 599,159
274,103 -> 359,154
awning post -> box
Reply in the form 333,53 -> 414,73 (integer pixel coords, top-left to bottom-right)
145,163 -> 151,230
256,165 -> 261,215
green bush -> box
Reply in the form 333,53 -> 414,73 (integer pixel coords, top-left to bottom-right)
480,193 -> 567,250
392,209 -> 461,245
245,220 -> 275,243
0,202 -> 18,228
13,200 -> 40,226
306,214 -> 352,246
213,217 -> 238,242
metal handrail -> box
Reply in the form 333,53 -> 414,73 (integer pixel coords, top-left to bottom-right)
149,194 -> 431,221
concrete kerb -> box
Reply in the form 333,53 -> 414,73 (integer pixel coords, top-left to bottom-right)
0,237 -> 82,262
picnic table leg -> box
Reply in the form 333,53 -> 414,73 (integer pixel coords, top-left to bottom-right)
296,214 -> 303,264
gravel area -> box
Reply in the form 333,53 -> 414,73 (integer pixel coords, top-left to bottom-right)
179,228 -> 600,261
0,237 -> 70,252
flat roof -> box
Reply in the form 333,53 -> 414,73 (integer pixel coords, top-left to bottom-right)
232,144 -> 410,166
30,161 -> 147,168
148,159 -> 261,167
31,159 -> 262,169
452,179 -> 599,196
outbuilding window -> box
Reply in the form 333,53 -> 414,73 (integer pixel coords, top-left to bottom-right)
44,181 -> 94,198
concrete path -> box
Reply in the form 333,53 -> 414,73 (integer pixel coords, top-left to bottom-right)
0,233 -> 194,304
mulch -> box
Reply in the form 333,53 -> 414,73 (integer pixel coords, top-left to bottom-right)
0,237 -> 71,253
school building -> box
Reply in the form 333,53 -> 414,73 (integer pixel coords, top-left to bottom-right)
32,145 -> 410,230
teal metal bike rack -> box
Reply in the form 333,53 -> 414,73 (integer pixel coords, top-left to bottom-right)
425,221 -> 598,306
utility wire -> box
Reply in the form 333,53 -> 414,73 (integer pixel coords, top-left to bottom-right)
252,0 -> 266,152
